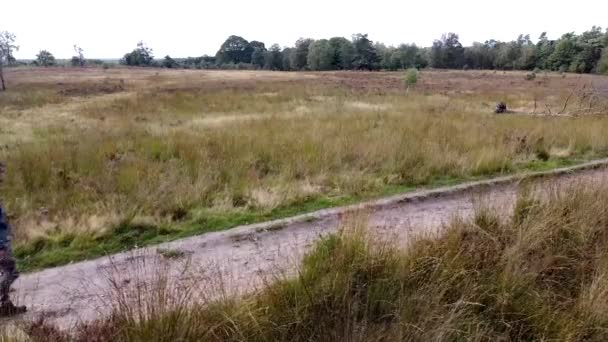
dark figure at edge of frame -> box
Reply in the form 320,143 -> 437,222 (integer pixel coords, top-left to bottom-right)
0,163 -> 26,316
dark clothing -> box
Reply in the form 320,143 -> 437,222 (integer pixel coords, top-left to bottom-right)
0,204 -> 18,304
0,206 -> 10,249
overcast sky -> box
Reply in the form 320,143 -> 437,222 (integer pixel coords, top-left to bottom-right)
3,0 -> 607,59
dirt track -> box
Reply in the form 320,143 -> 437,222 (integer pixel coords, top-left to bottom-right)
9,159 -> 608,329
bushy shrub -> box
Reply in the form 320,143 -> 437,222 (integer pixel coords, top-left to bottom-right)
404,68 -> 418,90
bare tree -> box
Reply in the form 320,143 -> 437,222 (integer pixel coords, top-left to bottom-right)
0,31 -> 18,91
73,44 -> 85,67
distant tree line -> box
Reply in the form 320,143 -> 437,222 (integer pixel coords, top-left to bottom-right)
3,27 -> 608,76
431,28 -> 608,73
119,27 -> 607,74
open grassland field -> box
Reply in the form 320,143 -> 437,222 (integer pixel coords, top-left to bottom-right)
1,67 -> 608,270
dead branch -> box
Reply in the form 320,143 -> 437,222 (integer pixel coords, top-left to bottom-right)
558,91 -> 574,115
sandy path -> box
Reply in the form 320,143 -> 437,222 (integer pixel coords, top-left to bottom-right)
9,159 -> 608,329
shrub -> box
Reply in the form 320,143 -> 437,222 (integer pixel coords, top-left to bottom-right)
525,72 -> 536,80
404,68 -> 418,90
535,147 -> 550,161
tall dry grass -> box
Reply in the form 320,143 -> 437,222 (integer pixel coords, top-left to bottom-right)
18,180 -> 608,341
1,69 -> 608,248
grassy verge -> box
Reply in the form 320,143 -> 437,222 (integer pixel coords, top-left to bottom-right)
14,155 -> 603,272
19,178 -> 608,341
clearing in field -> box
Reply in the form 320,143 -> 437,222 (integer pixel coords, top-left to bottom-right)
1,67 -> 608,270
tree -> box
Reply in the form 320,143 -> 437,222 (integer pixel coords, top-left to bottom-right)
517,44 -> 537,70
290,38 -> 313,70
570,26 -> 604,73
430,39 -> 445,68
548,33 -> 578,71
495,42 -> 518,69
162,55 -> 180,68
443,33 -> 464,68
36,50 -> 56,67
307,39 -> 333,70
281,47 -> 293,71
328,37 -> 354,69
599,49 -> 608,74
389,44 -> 422,69
416,48 -> 430,69
430,33 -> 464,69
536,32 -> 555,70
602,29 -> 608,74
351,34 -> 379,70
121,42 -> 154,66
249,41 -> 266,51
216,35 -> 253,64
464,41 -> 497,69
0,31 -> 18,91
72,45 -> 85,67
263,44 -> 283,70
375,42 -> 392,69
249,41 -> 267,69
251,48 -> 266,69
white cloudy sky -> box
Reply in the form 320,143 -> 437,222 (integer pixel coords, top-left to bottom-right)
3,0 -> 607,59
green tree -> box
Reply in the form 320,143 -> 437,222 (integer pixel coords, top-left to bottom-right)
263,44 -> 283,70
290,38 -> 313,70
602,28 -> 608,73
464,41 -> 497,69
281,47 -> 293,71
162,55 -> 180,68
376,43 -> 395,70
328,37 -> 354,69
570,26 -> 604,73
516,45 -> 537,70
35,50 -> 56,66
216,35 -> 253,64
548,33 -> 578,71
430,39 -> 445,68
249,41 -> 266,51
251,48 -> 266,69
599,49 -> 608,74
443,33 -> 465,68
121,42 -> 154,66
250,41 -> 267,69
0,31 -> 18,91
307,39 -> 333,70
535,32 -> 555,70
512,34 -> 535,70
394,44 -> 422,69
351,33 -> 379,70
